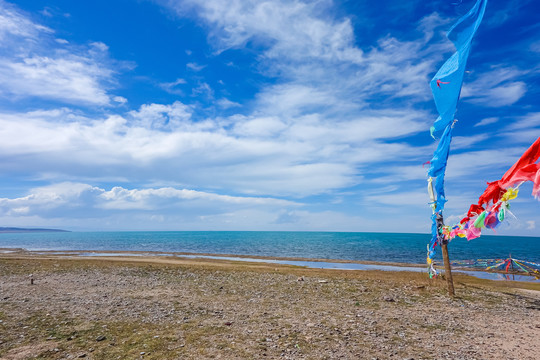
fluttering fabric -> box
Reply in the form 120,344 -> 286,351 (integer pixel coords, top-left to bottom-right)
451,258 -> 540,277
443,136 -> 540,243
428,123 -> 454,213
460,136 -> 540,225
426,126 -> 453,274
429,0 -> 488,137
426,0 -> 488,278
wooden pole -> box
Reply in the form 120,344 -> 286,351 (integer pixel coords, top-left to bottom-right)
441,242 -> 455,296
436,213 -> 455,297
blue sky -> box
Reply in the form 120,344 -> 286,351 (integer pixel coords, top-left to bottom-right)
0,0 -> 539,233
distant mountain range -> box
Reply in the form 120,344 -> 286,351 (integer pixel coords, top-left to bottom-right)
0,227 -> 70,233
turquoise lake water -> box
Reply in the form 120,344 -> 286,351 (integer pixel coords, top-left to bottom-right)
0,231 -> 539,265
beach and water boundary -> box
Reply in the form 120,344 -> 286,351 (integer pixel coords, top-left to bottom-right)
1,231 -> 539,282
1,249 -> 540,359
2,232 -> 540,359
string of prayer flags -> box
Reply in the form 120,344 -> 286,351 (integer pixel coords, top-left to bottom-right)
441,136 -> 540,243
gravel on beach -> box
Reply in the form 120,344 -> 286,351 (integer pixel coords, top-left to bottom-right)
0,254 -> 539,359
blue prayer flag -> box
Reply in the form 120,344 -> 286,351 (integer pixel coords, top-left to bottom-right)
426,0 -> 488,273
430,0 -> 488,136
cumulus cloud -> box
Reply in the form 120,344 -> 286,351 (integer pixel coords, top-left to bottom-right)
127,101 -> 193,130
0,1 -> 515,197
0,182 -> 300,217
0,183 -> 101,217
0,102 -> 430,197
99,186 -> 297,209
113,96 -> 128,104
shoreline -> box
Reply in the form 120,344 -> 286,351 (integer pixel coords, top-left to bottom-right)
0,247 -> 426,266
1,247 -> 539,283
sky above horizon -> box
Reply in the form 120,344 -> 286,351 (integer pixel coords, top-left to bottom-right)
0,0 -> 539,234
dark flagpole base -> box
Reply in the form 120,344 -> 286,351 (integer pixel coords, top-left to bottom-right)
441,242 -> 455,297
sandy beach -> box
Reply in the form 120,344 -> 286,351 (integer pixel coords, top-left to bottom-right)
1,251 -> 539,360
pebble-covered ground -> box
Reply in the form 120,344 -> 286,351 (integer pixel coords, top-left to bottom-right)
0,254 -> 539,359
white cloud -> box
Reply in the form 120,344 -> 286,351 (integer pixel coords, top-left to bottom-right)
0,1 -> 52,41
450,134 -> 489,150
363,187 -> 478,223
176,0 -> 362,62
461,66 -> 527,107
497,113 -> 540,145
442,148 -> 523,181
232,116 -> 286,137
474,117 -> 499,127
500,130 -> 540,147
217,98 -> 241,109
0,102 -> 431,197
0,55 -> 113,105
0,182 -> 300,220
0,1 -> 119,106
167,0 -> 439,105
90,41 -> 109,52
160,0 -> 459,168
191,81 -> 213,98
504,112 -> 540,131
416,12 -> 451,43
0,1 -> 535,234
0,183 -> 100,216
373,147 -> 527,184
98,186 -> 298,210
255,84 -> 345,117
127,101 -> 193,130
186,62 -> 206,71
113,96 -> 128,104
365,189 -> 434,208
159,78 -> 187,94
1,1 -> 512,205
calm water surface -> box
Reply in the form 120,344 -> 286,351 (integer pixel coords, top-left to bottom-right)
1,231 -> 539,264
